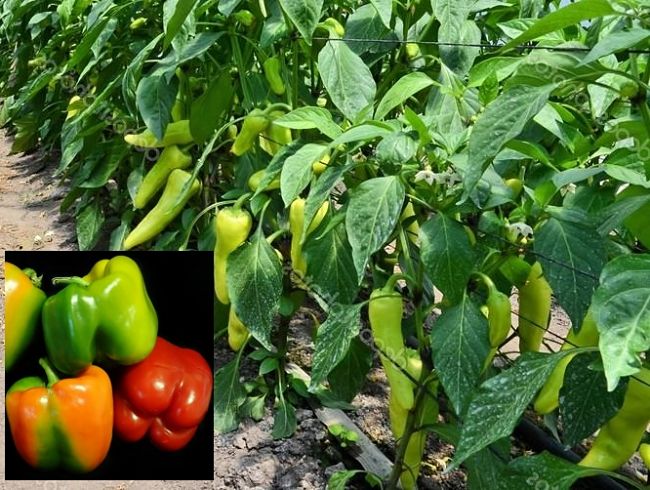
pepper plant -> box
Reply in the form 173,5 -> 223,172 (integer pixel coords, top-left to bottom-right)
2,0 -> 650,488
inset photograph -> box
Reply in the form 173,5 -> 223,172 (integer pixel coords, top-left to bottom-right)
4,252 -> 213,480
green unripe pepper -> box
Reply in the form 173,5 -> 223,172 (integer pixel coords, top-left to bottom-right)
400,201 -> 420,245
248,170 -> 280,192
505,178 -> 523,199
369,285 -> 416,411
518,262 -> 552,352
312,152 -> 330,175
42,256 -> 158,375
259,111 -> 292,156
233,10 -> 254,27
389,375 -> 438,490
124,169 -> 201,250
214,206 -> 253,304
227,307 -> 249,351
617,185 -> 650,249
640,443 -> 650,468
534,310 -> 599,414
230,110 -> 270,156
124,120 -> 194,148
479,274 -> 512,371
289,198 -> 329,278
129,17 -> 147,30
579,367 -> 650,470
134,145 -> 192,209
263,57 -> 285,95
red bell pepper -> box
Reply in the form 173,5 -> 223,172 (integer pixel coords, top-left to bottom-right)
113,337 -> 212,451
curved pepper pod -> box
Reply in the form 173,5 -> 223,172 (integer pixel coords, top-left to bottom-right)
113,337 -> 213,451
6,359 -> 113,472
5,263 -> 46,370
579,367 -> 650,470
124,169 -> 202,250
43,256 -> 158,375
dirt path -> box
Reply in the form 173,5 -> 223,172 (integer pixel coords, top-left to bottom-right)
0,129 -> 76,253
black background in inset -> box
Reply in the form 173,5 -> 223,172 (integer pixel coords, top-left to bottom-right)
5,251 -> 214,480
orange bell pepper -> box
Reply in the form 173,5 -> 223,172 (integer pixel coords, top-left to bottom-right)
6,358 -> 113,472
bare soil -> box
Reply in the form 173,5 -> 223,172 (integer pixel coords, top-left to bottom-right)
0,129 -> 77,252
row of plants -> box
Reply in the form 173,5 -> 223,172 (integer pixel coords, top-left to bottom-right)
2,0 -> 650,488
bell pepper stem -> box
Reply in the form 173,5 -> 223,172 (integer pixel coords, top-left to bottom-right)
233,192 -> 251,211
266,228 -> 288,244
52,276 -> 91,288
39,357 -> 60,387
383,273 -> 409,293
263,103 -> 293,116
473,272 -> 498,296
22,268 -> 43,288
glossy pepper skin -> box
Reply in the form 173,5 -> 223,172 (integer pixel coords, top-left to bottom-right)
42,256 -> 158,375
482,278 -> 512,371
518,261 -> 552,352
214,206 -> 253,304
124,169 -> 201,250
289,198 -> 329,278
230,110 -> 269,156
5,263 -> 46,370
534,310 -> 599,414
640,443 -> 650,468
6,358 -> 113,472
259,111 -> 292,156
124,120 -> 194,148
113,337 -> 213,451
387,353 -> 438,490
263,57 -> 286,95
399,201 -> 420,246
579,367 -> 650,470
248,169 -> 280,192
227,307 -> 249,352
134,145 -> 192,209
369,287 -> 416,411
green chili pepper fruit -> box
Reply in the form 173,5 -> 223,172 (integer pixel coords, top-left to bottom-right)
518,261 -> 552,353
134,145 -> 192,209
227,307 -> 249,352
214,207 -> 253,304
640,443 -> 650,468
42,256 -> 158,375
259,111 -> 292,156
534,310 -> 599,414
124,120 -> 194,148
263,57 -> 285,96
388,378 -> 438,490
369,288 -> 416,411
482,283 -> 512,372
579,367 -> 650,470
617,185 -> 650,249
248,169 -> 280,192
124,169 -> 201,250
230,110 -> 270,156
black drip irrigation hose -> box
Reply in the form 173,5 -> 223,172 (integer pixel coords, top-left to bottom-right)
514,418 -> 631,490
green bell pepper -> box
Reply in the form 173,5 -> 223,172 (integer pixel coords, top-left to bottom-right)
42,256 -> 158,375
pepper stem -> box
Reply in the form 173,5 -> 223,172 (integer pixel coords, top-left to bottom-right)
39,358 -> 60,387
52,276 -> 90,288
233,192 -> 251,210
22,268 -> 43,288
474,272 -> 497,296
383,273 -> 409,292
